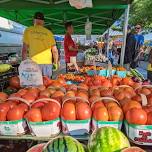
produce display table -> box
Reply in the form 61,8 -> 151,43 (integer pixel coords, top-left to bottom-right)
0,134 -> 89,142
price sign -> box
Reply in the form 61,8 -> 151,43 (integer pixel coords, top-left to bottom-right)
19,59 -> 43,87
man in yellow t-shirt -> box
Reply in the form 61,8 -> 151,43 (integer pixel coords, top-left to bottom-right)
22,12 -> 58,77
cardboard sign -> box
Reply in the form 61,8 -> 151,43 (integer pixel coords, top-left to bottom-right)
19,59 -> 43,87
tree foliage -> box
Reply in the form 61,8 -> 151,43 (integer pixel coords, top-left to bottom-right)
130,0 -> 152,29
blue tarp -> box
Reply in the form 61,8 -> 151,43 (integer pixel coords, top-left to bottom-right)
55,36 -> 64,42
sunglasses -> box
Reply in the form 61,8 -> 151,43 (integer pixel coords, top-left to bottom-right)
135,27 -> 141,29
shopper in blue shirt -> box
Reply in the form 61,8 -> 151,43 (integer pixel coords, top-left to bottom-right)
131,24 -> 144,68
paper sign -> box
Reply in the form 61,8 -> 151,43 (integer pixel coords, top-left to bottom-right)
69,0 -> 92,9
19,59 -> 43,87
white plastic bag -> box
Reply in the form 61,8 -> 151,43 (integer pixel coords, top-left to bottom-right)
19,59 -> 43,87
69,0 -> 93,9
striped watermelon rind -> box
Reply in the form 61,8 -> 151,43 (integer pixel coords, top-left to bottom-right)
88,127 -> 130,152
43,136 -> 85,152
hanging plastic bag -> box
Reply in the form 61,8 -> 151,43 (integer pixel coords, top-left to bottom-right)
85,19 -> 92,40
69,0 -> 93,9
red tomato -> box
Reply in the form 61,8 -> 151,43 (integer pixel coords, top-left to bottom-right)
91,101 -> 105,112
37,85 -> 46,91
41,102 -> 60,121
105,101 -> 119,108
126,108 -> 147,125
108,106 -> 124,121
28,88 -> 40,98
7,101 -> 18,109
123,100 -> 142,114
147,94 -> 152,105
78,83 -> 89,91
147,112 -> 152,125
121,77 -> 134,86
132,95 -> 142,104
143,106 -> 152,114
76,102 -> 91,120
9,93 -> 21,98
93,107 -> 109,121
51,91 -> 65,98
18,103 -> 29,113
102,80 -> 112,88
90,89 -> 100,97
0,103 -> 10,112
39,89 -> 51,97
17,89 -> 28,96
89,96 -> 100,104
7,106 -> 24,121
43,76 -> 52,87
24,108 -> 42,122
0,92 -> 8,102
0,103 -> 10,121
57,78 -> 66,86
100,89 -> 113,97
61,102 -> 76,120
76,92 -> 89,100
9,76 -> 20,89
22,93 -> 36,103
140,88 -> 151,96
66,91 -> 76,97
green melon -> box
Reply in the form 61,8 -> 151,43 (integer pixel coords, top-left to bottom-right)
43,136 -> 85,152
88,127 -> 130,152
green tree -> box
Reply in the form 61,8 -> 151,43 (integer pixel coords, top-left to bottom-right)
130,0 -> 152,29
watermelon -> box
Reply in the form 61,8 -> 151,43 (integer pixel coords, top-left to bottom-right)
88,127 -> 130,152
27,143 -> 45,152
121,147 -> 145,152
43,136 -> 85,152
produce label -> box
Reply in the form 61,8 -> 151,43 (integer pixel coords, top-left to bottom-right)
19,59 -> 43,87
62,119 -> 90,136
28,118 -> 60,137
0,119 -> 27,135
125,121 -> 152,145
92,119 -> 122,131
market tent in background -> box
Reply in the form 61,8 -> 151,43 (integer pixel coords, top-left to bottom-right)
0,0 -> 132,35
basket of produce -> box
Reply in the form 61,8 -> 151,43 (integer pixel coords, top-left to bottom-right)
91,97 -> 123,131
124,85 -> 152,145
106,68 -> 116,77
26,98 -> 61,137
61,97 -> 91,136
0,97 -> 29,135
98,69 -> 107,76
116,67 -> 127,78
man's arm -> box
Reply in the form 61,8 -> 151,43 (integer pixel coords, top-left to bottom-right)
68,46 -> 78,52
51,45 -> 59,64
22,43 -> 29,60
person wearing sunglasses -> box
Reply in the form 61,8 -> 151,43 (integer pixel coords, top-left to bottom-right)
147,48 -> 152,82
124,25 -> 136,70
130,24 -> 144,68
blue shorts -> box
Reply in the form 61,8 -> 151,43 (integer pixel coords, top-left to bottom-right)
39,64 -> 52,78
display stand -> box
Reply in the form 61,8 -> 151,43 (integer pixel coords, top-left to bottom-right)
0,134 -> 89,142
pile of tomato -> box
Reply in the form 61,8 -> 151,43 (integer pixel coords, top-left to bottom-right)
0,75 -> 152,131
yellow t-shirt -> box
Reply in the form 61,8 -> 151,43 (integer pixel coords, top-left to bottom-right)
23,25 -> 56,64
147,63 -> 152,71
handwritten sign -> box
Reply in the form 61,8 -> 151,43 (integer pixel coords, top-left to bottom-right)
19,59 -> 43,87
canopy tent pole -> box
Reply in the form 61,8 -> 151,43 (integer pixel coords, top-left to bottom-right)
106,28 -> 110,57
120,4 -> 130,66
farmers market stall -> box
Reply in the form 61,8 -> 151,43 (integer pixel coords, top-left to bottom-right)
1,0 -> 152,152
